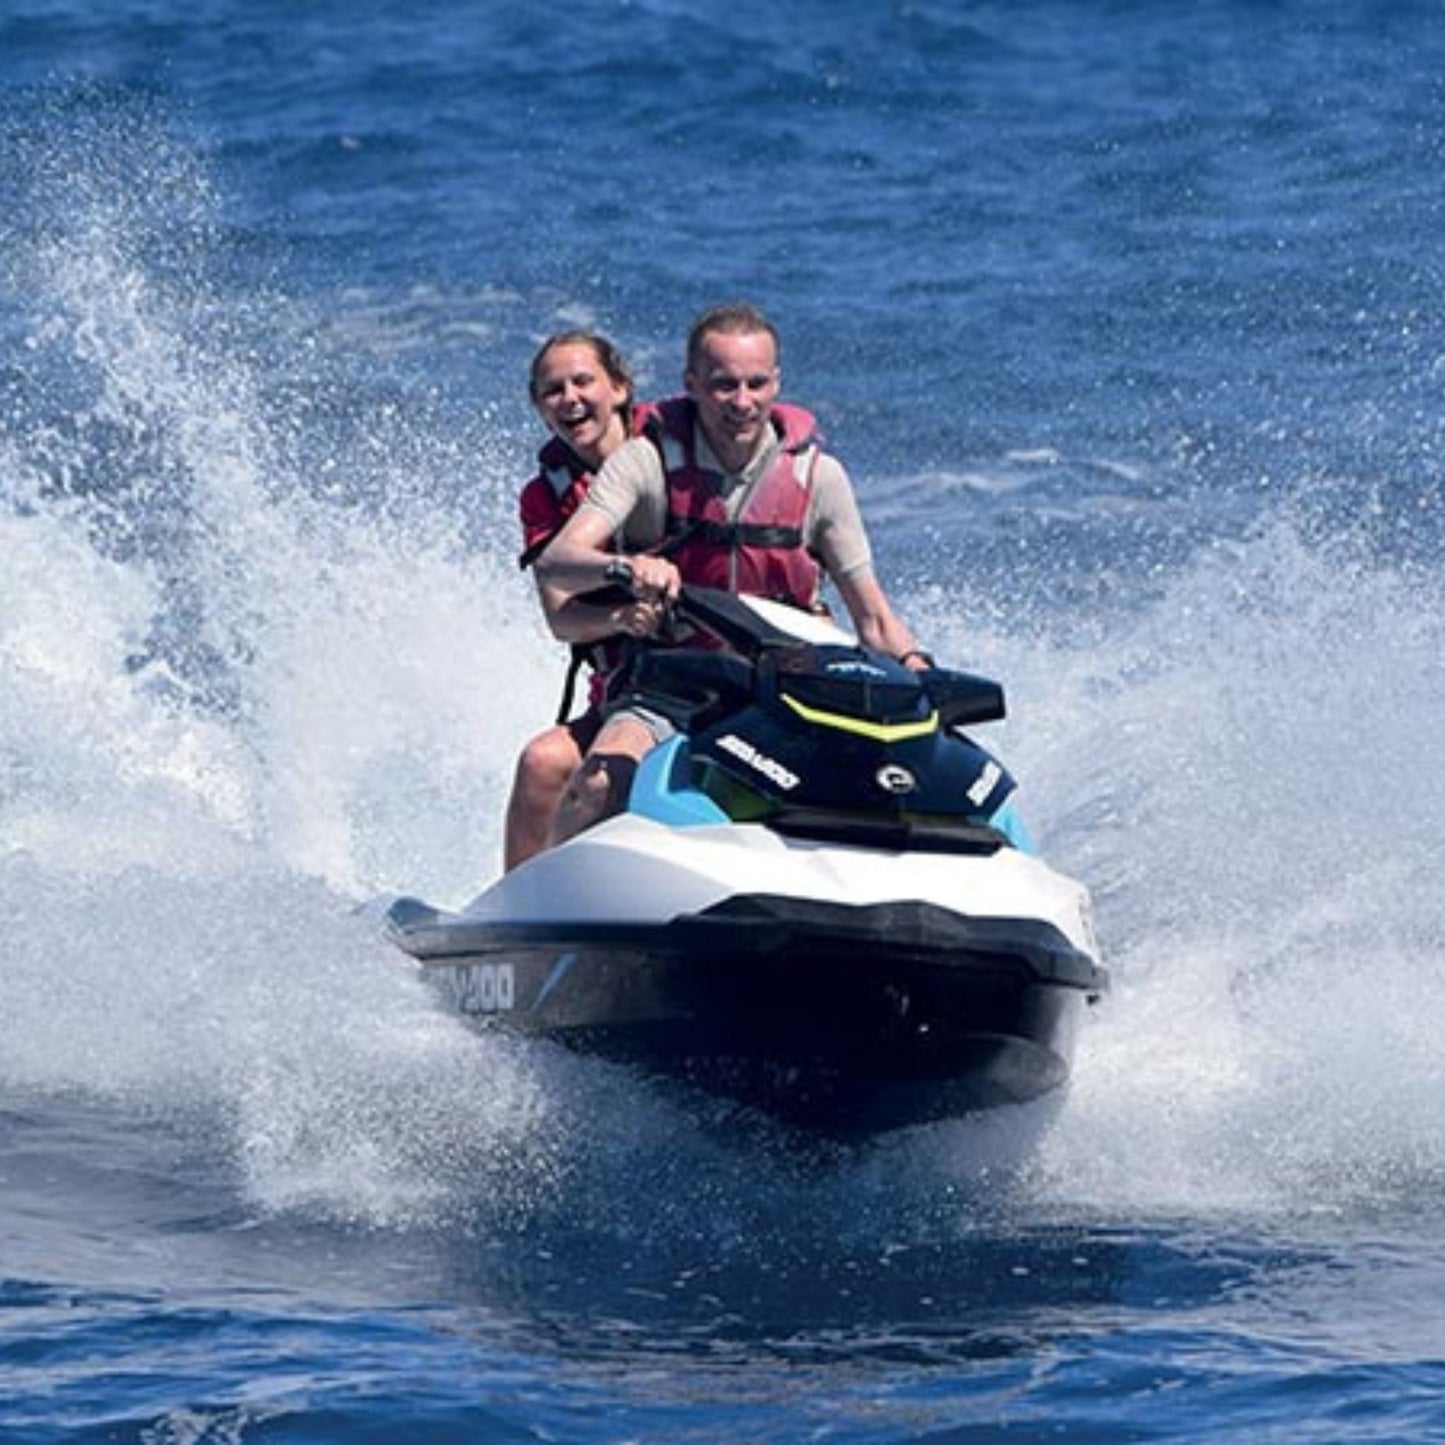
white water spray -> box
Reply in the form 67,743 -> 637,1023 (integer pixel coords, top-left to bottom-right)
5,104 -> 1445,1230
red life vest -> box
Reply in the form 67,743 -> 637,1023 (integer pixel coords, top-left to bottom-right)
516,436 -> 591,567
516,403 -> 658,716
517,400 -> 660,566
644,396 -> 823,609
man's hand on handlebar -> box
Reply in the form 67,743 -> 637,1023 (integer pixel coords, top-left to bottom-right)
610,555 -> 681,606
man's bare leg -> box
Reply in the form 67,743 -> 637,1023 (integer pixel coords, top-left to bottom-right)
548,716 -> 657,846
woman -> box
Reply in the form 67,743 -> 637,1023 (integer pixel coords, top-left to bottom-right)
503,332 -> 661,869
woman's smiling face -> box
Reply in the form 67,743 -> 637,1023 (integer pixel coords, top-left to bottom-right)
532,339 -> 631,468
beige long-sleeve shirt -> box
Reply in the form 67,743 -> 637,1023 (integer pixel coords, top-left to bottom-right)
576,421 -> 876,582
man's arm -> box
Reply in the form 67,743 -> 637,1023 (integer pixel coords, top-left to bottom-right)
533,574 -> 632,645
809,455 -> 930,670
536,438 -> 682,607
832,568 -> 928,669
534,506 -> 627,596
535,505 -> 681,607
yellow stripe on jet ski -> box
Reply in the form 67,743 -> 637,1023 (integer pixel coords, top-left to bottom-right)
781,694 -> 939,742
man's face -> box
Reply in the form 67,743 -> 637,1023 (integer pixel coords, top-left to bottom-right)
685,328 -> 780,468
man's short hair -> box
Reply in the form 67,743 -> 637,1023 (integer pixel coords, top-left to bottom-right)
686,302 -> 780,371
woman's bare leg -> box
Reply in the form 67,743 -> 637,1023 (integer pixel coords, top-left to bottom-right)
503,723 -> 587,870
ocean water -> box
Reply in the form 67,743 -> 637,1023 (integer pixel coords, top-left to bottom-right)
4,1 -> 1445,1439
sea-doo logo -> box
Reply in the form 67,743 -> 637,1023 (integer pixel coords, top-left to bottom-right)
716,733 -> 800,791
452,962 -> 515,1015
875,763 -> 916,795
967,760 -> 1003,806
825,659 -> 890,679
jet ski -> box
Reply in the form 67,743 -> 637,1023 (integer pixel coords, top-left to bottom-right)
383,587 -> 1107,1137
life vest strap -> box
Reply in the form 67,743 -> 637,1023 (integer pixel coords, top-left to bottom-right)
518,531 -> 557,570
662,517 -> 804,550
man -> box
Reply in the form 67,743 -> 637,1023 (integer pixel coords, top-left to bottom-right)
536,301 -> 930,845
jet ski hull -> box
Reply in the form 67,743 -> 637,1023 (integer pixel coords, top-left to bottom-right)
386,882 -> 1104,1136
379,588 -> 1108,1138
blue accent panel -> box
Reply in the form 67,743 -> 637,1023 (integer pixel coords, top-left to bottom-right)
532,951 -> 577,1012
628,737 -> 730,827
989,798 -> 1037,854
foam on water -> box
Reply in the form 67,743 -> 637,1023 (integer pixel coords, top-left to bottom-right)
992,528 -> 1445,1214
1,99 -> 586,1231
5,98 -> 1445,1239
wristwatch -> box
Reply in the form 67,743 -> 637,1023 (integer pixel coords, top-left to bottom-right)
604,557 -> 635,589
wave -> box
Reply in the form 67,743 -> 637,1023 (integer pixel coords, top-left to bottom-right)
4,93 -> 1445,1236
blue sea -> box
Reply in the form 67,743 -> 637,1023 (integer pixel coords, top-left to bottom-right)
5,1 -> 1445,1439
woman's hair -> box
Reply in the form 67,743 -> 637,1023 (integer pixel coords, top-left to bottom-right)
528,330 -> 634,406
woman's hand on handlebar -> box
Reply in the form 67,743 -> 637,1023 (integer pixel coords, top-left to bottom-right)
614,597 -> 669,638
